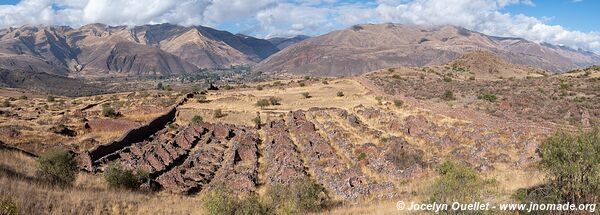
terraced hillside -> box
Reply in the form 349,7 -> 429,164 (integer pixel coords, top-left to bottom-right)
74,77 -> 548,203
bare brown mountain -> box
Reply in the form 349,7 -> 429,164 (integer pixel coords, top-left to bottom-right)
255,24 -> 600,77
0,23 -> 279,78
267,35 -> 310,50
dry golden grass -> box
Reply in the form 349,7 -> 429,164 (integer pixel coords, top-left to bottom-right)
0,150 -> 206,215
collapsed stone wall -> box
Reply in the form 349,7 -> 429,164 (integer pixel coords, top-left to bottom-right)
78,93 -> 194,171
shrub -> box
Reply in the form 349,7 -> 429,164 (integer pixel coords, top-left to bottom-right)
392,74 -> 402,79
18,95 -> 27,100
256,99 -> 270,109
36,149 -> 78,186
303,76 -> 311,80
264,177 -> 326,214
536,128 -> 600,205
322,80 -> 329,85
102,106 -> 119,118
477,93 -> 497,102
393,99 -> 404,107
104,163 -> 148,190
336,91 -> 344,97
256,86 -> 264,91
252,116 -> 262,128
0,196 -> 17,215
196,95 -> 207,103
213,109 -> 225,118
299,82 -> 306,87
156,82 -> 164,90
442,90 -> 454,101
191,115 -> 203,123
203,178 -> 327,215
301,92 -> 311,99
357,152 -> 367,161
223,85 -> 234,90
375,96 -> 383,105
164,85 -> 173,91
428,161 -> 495,207
1,100 -> 9,108
442,76 -> 452,82
47,96 -> 55,102
268,97 -> 281,106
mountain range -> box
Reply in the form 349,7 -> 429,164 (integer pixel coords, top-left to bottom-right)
0,23 -> 599,81
0,23 -> 281,78
255,24 -> 600,76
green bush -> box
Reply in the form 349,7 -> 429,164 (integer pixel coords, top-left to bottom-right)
18,95 -> 27,100
477,93 -> 497,102
203,178 -> 327,215
268,97 -> 281,106
213,109 -> 225,118
36,150 -> 78,186
336,91 -> 345,97
156,82 -> 164,90
104,163 -> 148,190
428,161 -> 495,209
202,186 -> 239,215
0,196 -> 17,215
47,96 -> 55,102
191,115 -> 203,123
299,82 -> 306,87
442,90 -> 454,101
322,80 -> 329,85
102,106 -> 119,118
442,76 -> 452,82
536,128 -> 600,204
357,152 -> 367,161
256,99 -> 270,109
197,95 -> 207,103
393,99 -> 404,107
223,85 -> 234,90
301,92 -> 311,99
1,100 -> 9,108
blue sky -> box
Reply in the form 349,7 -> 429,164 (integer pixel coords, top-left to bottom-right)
0,0 -> 598,52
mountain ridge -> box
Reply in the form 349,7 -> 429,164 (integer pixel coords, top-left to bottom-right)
255,24 -> 600,76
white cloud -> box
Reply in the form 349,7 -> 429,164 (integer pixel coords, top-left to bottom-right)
374,0 -> 600,52
0,0 -> 598,53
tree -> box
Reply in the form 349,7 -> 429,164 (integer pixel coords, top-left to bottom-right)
336,91 -> 344,97
36,150 -> 78,186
